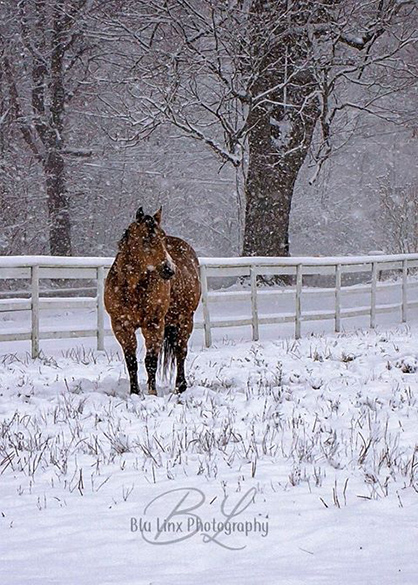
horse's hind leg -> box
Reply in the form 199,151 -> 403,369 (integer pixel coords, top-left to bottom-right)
111,319 -> 139,395
174,316 -> 194,394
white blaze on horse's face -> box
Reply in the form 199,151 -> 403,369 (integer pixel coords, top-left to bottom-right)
160,251 -> 176,281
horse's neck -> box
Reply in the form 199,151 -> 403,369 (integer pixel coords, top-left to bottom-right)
114,251 -> 150,293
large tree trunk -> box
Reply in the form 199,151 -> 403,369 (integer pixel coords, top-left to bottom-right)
45,1 -> 71,256
242,102 -> 319,257
243,125 -> 294,257
242,1 -> 320,257
44,151 -> 72,256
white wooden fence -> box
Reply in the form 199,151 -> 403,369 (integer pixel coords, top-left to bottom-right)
1,253 -> 418,357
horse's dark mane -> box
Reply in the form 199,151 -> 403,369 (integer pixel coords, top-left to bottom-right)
118,228 -> 130,250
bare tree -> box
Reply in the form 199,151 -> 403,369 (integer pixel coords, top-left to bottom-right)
0,0 -> 96,255
104,0 -> 417,256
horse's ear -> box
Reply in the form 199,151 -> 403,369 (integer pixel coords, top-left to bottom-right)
153,206 -> 162,226
136,207 -> 144,222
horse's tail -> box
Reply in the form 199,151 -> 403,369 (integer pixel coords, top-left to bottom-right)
158,325 -> 177,383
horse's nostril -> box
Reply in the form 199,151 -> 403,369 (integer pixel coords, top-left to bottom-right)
161,263 -> 175,279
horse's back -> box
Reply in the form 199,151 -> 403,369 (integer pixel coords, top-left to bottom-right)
166,236 -> 199,266
166,236 -> 201,316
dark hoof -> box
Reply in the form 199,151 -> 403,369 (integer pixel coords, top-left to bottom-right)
175,383 -> 187,394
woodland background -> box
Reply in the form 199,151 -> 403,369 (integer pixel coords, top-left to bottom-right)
0,0 -> 417,259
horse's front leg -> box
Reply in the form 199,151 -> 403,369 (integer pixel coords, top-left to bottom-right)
111,319 -> 139,395
142,320 -> 164,396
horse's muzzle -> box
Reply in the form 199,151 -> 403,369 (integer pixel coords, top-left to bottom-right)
160,261 -> 176,280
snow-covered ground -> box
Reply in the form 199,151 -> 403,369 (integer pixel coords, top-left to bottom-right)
1,321 -> 418,584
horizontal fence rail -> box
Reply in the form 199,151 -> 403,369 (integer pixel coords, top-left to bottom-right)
1,253 -> 418,356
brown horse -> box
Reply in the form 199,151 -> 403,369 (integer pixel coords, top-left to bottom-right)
104,207 -> 201,395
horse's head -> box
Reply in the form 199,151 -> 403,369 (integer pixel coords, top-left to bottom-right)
119,207 -> 176,281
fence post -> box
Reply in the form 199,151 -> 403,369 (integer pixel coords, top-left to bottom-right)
402,259 -> 408,323
335,264 -> 342,333
250,265 -> 259,341
295,264 -> 303,339
370,262 -> 378,329
200,264 -> 212,347
97,266 -> 105,350
31,265 -> 40,358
